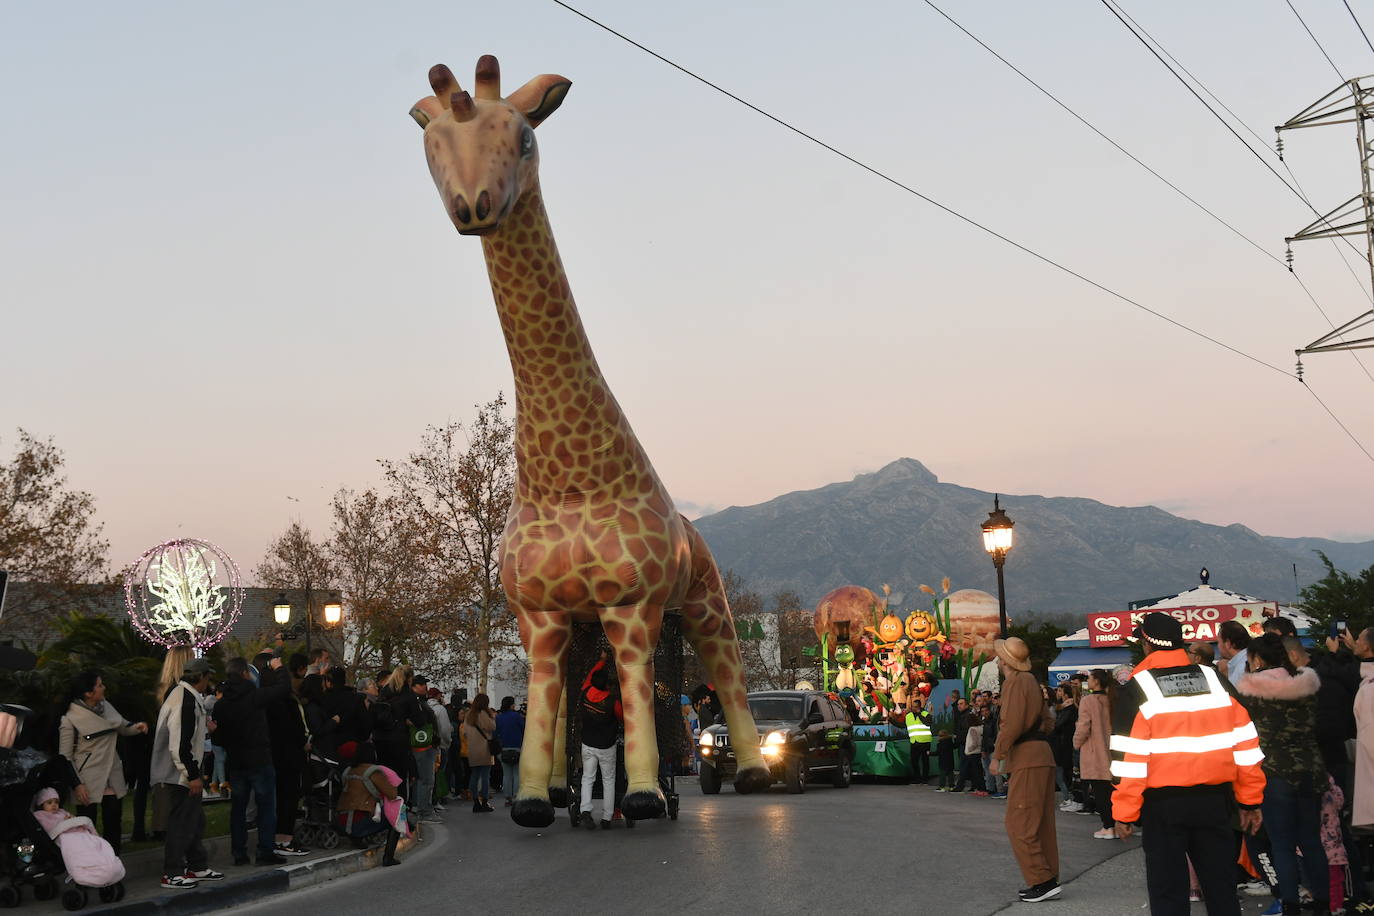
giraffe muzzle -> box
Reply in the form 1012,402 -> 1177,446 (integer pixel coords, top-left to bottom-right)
453,189 -> 512,235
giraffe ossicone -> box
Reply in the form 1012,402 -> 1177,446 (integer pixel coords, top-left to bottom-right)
411,54 -> 772,828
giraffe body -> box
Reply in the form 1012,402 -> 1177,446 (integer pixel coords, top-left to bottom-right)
411,56 -> 770,827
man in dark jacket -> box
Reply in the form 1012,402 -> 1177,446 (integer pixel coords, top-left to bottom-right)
264,652 -> 310,857
212,656 -> 290,866
322,667 -> 371,748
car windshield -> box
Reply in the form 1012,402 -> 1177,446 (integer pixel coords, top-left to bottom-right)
748,697 -> 803,722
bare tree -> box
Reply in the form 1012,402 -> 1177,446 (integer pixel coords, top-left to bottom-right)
0,430 -> 109,636
255,521 -> 334,654
724,570 -> 782,690
772,589 -> 819,688
327,488 -> 421,674
382,395 -> 516,695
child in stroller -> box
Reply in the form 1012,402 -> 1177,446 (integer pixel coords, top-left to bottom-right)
0,705 -> 122,909
334,742 -> 407,866
32,787 -> 126,906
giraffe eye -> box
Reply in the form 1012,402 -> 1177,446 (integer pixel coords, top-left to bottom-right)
520,127 -> 534,157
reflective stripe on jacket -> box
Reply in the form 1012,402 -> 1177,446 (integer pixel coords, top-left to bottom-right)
1109,648 -> 1266,823
905,712 -> 932,745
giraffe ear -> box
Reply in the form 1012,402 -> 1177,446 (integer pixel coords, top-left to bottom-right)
507,75 -> 571,128
409,96 -> 444,128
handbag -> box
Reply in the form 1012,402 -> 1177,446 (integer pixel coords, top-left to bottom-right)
477,724 -> 501,758
500,748 -> 521,765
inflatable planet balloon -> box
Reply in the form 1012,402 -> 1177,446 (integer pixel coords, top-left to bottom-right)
945,588 -> 1007,660
814,585 -> 880,649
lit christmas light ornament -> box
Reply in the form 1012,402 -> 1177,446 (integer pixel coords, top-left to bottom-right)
123,538 -> 243,650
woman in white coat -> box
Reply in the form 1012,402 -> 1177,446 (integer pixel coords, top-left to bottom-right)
58,671 -> 148,854
1354,674 -> 1374,829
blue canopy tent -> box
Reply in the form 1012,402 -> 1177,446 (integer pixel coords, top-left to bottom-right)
1048,647 -> 1132,686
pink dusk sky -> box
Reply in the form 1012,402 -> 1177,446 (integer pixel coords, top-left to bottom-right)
4,0 -> 1373,579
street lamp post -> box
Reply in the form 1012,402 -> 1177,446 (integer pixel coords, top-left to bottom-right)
272,588 -> 341,655
981,494 -> 1016,638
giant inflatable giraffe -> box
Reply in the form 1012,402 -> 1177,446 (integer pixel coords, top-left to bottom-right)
409,55 -> 770,827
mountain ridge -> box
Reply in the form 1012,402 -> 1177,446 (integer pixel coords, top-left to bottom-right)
692,458 -> 1374,615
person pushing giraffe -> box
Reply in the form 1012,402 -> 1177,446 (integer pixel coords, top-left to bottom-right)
408,54 -> 770,827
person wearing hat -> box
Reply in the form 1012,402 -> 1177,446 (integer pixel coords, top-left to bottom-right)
1110,612 -> 1266,916
989,636 -> 1059,903
408,675 -> 441,822
150,656 -> 223,889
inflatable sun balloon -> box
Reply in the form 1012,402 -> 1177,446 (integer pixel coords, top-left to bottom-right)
814,585 -> 880,650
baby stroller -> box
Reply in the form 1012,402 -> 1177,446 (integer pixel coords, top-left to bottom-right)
294,751 -> 343,851
0,705 -> 125,909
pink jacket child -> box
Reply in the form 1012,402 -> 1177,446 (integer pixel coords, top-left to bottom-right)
32,788 -> 125,888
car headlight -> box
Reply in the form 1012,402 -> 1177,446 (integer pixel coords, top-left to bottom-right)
699,732 -> 715,747
764,731 -> 787,746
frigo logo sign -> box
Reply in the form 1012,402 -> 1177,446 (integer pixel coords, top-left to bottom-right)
1086,602 -> 1277,647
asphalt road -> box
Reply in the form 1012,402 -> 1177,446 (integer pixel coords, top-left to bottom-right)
229,778 -> 1140,916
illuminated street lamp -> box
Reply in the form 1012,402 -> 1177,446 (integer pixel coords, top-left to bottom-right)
322,600 -> 343,627
981,494 -> 1015,638
273,593 -> 292,626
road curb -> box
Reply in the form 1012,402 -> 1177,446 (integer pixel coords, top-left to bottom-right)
91,844 -> 390,914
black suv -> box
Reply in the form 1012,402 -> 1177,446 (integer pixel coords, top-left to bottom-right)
697,690 -> 853,794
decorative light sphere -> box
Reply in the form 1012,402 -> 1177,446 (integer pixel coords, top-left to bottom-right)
123,538 -> 244,650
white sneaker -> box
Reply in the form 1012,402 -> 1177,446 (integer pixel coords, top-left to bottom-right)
1062,802 -> 1084,812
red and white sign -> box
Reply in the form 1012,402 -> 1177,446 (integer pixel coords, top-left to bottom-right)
1086,602 -> 1278,648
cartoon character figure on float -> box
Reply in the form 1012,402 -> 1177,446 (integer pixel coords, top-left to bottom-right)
834,643 -> 857,691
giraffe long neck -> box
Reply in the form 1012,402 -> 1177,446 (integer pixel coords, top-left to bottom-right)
482,185 -> 651,501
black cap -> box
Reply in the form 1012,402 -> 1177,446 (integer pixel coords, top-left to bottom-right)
1133,612 -> 1185,650
413,675 -> 428,686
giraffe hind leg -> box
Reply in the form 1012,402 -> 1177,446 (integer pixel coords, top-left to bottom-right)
680,525 -> 771,794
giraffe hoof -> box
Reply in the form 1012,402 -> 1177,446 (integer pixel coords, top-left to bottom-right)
511,797 -> 556,828
548,786 -> 569,808
733,766 -> 772,795
621,788 -> 666,821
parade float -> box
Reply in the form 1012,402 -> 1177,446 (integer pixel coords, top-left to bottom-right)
813,580 -> 1007,780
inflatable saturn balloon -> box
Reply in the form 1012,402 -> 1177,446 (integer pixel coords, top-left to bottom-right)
944,588 -> 1007,660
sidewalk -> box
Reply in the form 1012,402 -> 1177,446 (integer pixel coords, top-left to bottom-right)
14,819 -> 442,915
1005,845 -> 1290,915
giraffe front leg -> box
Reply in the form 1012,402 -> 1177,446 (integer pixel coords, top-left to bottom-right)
599,604 -> 666,821
511,609 -> 571,828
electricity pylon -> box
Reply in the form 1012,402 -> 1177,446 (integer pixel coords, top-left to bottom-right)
1277,76 -> 1374,356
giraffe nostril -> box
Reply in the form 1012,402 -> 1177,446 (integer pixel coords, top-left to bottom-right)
454,195 -> 472,224
476,190 -> 492,221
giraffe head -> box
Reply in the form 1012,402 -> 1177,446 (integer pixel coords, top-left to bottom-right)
410,55 -> 571,236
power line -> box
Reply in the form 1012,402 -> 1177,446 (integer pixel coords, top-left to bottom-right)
550,0 -> 1374,465
1098,0 -> 1374,379
1098,0 -> 1319,212
550,0 -> 1290,378
919,0 -> 1281,269
1085,0 -> 1374,316
922,0 -> 1374,386
1342,0 -> 1374,57
1284,0 -> 1344,81
1304,378 -> 1374,461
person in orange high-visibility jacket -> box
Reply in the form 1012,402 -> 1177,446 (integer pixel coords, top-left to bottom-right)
1110,612 -> 1266,916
